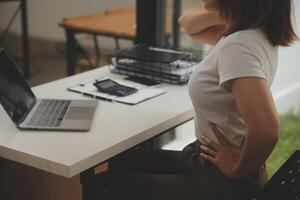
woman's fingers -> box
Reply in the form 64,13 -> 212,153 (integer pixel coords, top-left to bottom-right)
200,152 -> 217,164
201,134 -> 220,151
200,145 -> 217,157
209,123 -> 230,145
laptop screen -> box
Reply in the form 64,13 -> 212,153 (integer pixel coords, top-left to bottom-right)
0,49 -> 36,124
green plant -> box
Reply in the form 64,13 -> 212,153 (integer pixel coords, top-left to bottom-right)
266,112 -> 300,177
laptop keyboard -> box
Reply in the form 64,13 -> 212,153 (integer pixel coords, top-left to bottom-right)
27,100 -> 71,127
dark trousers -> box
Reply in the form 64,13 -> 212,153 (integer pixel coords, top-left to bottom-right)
102,140 -> 261,200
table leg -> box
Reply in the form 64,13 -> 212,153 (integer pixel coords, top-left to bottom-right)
114,37 -> 120,50
20,0 -> 30,79
93,34 -> 101,66
173,0 -> 181,48
65,29 -> 77,76
80,168 -> 96,200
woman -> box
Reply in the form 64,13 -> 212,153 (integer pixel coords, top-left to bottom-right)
101,0 -> 298,200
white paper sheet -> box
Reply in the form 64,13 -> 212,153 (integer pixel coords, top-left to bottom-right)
67,77 -> 166,105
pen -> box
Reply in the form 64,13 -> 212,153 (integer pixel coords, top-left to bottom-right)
67,88 -> 113,102
82,93 -> 113,102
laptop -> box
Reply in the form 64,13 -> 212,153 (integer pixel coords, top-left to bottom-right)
0,49 -> 98,131
256,150 -> 300,200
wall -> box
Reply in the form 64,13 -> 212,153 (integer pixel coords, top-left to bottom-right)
0,0 -> 134,40
0,0 -> 134,48
271,0 -> 300,113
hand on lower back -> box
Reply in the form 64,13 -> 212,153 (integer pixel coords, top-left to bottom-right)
199,123 -> 242,179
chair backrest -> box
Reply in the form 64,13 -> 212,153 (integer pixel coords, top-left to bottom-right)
255,150 -> 300,200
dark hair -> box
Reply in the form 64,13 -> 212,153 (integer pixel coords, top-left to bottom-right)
218,0 -> 298,46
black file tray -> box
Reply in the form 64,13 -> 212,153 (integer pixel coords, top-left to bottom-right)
107,44 -> 204,85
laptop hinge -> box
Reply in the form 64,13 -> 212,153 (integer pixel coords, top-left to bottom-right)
17,98 -> 37,126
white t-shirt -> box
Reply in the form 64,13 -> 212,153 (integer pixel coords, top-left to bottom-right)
188,28 -> 278,148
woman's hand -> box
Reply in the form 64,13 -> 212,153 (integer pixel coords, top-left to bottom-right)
200,123 -> 242,179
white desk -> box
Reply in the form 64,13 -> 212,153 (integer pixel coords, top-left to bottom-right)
0,66 -> 194,199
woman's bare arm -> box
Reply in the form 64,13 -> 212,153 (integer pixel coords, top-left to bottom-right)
199,77 -> 280,180
188,25 -> 225,45
231,77 -> 281,177
178,5 -> 225,45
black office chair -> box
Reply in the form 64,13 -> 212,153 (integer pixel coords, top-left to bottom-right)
254,150 -> 300,200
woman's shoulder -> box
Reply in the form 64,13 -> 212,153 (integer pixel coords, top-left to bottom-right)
220,28 -> 277,53
226,28 -> 263,39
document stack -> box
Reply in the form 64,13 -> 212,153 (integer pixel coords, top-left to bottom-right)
107,44 -> 203,85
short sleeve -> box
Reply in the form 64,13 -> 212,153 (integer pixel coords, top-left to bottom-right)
217,42 -> 266,92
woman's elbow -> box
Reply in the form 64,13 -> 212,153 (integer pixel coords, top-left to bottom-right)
178,16 -> 198,34
268,118 -> 281,143
249,120 -> 281,145
178,15 -> 185,26
267,126 -> 280,145
178,16 -> 189,32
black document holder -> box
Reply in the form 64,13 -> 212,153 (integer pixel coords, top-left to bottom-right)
107,44 -> 204,85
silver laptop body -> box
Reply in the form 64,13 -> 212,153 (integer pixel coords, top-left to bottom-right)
0,49 -> 98,131
19,99 -> 98,131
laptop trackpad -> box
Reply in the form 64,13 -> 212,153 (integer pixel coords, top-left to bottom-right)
65,107 -> 94,120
